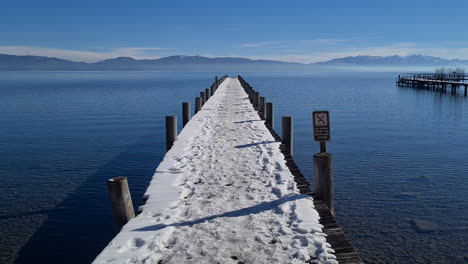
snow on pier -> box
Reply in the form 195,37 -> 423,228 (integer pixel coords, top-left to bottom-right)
94,78 -> 337,264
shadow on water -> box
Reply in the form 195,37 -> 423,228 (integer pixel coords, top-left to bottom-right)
0,209 -> 61,220
14,134 -> 165,264
133,195 -> 307,232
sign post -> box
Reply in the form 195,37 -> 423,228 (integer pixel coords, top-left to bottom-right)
313,111 -> 330,153
312,110 -> 334,215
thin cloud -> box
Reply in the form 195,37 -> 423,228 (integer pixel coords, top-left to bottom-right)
300,38 -> 346,45
240,39 -> 345,48
248,43 -> 420,63
114,47 -> 169,52
0,46 -> 168,62
240,42 -> 278,48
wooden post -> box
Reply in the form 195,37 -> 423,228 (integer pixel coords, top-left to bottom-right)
205,88 -> 210,101
200,92 -> 205,105
320,141 -> 327,153
107,176 -> 135,229
215,76 -> 219,83
250,89 -> 255,103
210,85 -> 214,96
314,153 -> 334,215
266,102 -> 274,128
182,102 -> 190,127
465,85 -> 467,96
253,91 -> 259,110
259,96 -> 266,119
195,97 -> 202,114
282,116 -> 293,156
165,115 -> 177,151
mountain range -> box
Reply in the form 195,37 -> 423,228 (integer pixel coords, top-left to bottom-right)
1,54 -> 467,71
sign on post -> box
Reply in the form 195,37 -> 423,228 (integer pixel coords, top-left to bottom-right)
313,111 -> 330,141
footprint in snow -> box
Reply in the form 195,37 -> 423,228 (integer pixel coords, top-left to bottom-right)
275,162 -> 284,171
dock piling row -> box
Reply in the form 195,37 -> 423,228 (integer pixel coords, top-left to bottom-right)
397,71 -> 468,96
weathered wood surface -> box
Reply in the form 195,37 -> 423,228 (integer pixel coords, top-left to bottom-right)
165,115 -> 177,151
107,177 -> 135,229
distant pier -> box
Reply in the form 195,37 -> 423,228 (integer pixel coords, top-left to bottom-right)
397,68 -> 468,95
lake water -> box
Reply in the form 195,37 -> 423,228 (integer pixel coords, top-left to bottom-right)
0,71 -> 467,264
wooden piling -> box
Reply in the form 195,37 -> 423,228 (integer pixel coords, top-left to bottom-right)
259,96 -> 266,119
253,91 -> 259,110
195,97 -> 202,114
200,92 -> 205,105
266,102 -> 274,128
165,115 -> 177,151
182,102 -> 190,127
314,152 -> 334,215
205,88 -> 210,101
282,116 -> 293,156
107,176 -> 135,229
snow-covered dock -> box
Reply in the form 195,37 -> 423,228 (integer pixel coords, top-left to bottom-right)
94,77 -> 354,264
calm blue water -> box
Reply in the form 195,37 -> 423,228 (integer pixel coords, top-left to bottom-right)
0,72 -> 467,264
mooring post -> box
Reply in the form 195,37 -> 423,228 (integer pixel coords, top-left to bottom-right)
195,97 -> 202,114
282,116 -> 293,156
266,102 -> 274,128
259,96 -> 266,119
205,88 -> 210,101
200,92 -> 205,105
215,76 -> 219,83
250,89 -> 255,103
314,153 -> 334,215
165,115 -> 177,151
182,102 -> 190,127
107,176 -> 135,229
253,91 -> 259,110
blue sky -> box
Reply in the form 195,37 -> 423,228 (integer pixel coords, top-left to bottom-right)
2,0 -> 468,63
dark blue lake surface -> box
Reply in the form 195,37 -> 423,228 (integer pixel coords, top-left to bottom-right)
0,71 -> 467,264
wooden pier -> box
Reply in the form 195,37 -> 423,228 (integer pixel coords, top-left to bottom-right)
397,72 -> 468,95
98,76 -> 362,264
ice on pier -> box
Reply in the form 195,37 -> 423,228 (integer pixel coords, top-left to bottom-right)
93,78 -> 337,264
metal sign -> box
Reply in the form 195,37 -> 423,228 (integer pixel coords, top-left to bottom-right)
313,111 -> 330,141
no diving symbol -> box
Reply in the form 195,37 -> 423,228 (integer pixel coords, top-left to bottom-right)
313,111 -> 330,142
314,113 -> 328,126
